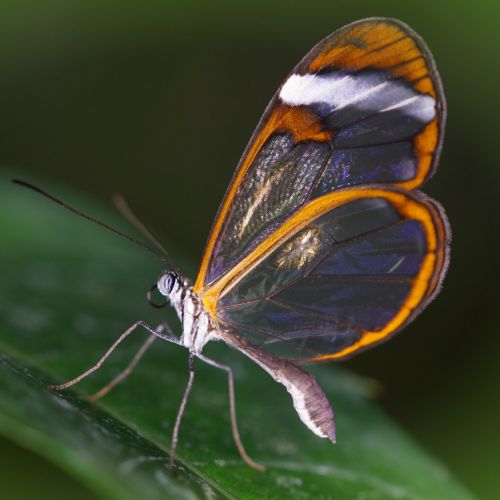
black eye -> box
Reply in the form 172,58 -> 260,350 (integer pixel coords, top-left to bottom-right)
165,274 -> 175,293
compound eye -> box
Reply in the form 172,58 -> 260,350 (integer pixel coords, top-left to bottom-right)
158,272 -> 176,295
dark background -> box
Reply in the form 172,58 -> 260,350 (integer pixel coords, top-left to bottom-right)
1,1 -> 499,498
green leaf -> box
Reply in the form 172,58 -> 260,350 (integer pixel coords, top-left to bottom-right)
0,171 -> 473,499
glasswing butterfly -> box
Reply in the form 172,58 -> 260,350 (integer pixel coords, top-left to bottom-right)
15,17 -> 449,471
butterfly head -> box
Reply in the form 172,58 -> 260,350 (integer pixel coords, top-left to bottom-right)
147,270 -> 182,308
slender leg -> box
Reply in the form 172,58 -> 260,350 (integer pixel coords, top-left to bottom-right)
49,320 -> 180,391
89,321 -> 177,401
89,334 -> 157,401
197,353 -> 265,472
168,353 -> 195,469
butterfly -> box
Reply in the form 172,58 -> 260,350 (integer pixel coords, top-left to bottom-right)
16,17 -> 449,472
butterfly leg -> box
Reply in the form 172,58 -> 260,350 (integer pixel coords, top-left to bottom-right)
89,334 -> 156,401
196,353 -> 266,472
89,321 -> 179,401
168,353 -> 195,469
49,320 -> 181,392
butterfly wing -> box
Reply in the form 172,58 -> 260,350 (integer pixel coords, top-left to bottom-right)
195,18 -> 445,292
201,188 -> 449,361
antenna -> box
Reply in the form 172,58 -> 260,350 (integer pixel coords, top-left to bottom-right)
112,193 -> 175,268
12,179 -> 168,262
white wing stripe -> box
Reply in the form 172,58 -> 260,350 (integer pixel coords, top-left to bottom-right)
279,71 -> 435,123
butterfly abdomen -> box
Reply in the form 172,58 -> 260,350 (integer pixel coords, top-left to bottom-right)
221,331 -> 335,441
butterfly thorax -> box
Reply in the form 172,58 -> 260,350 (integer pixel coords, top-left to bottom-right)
157,271 -> 216,354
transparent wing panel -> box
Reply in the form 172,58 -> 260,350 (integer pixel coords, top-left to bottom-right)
216,193 -> 440,361
209,135 -> 331,282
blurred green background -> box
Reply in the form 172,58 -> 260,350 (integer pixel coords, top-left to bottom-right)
0,1 -> 498,498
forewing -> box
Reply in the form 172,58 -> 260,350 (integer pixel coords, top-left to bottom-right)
202,188 -> 449,362
195,18 -> 445,291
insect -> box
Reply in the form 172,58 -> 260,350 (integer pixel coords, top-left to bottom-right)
15,17 -> 449,472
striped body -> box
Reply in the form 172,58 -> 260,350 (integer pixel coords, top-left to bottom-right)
159,274 -> 216,354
